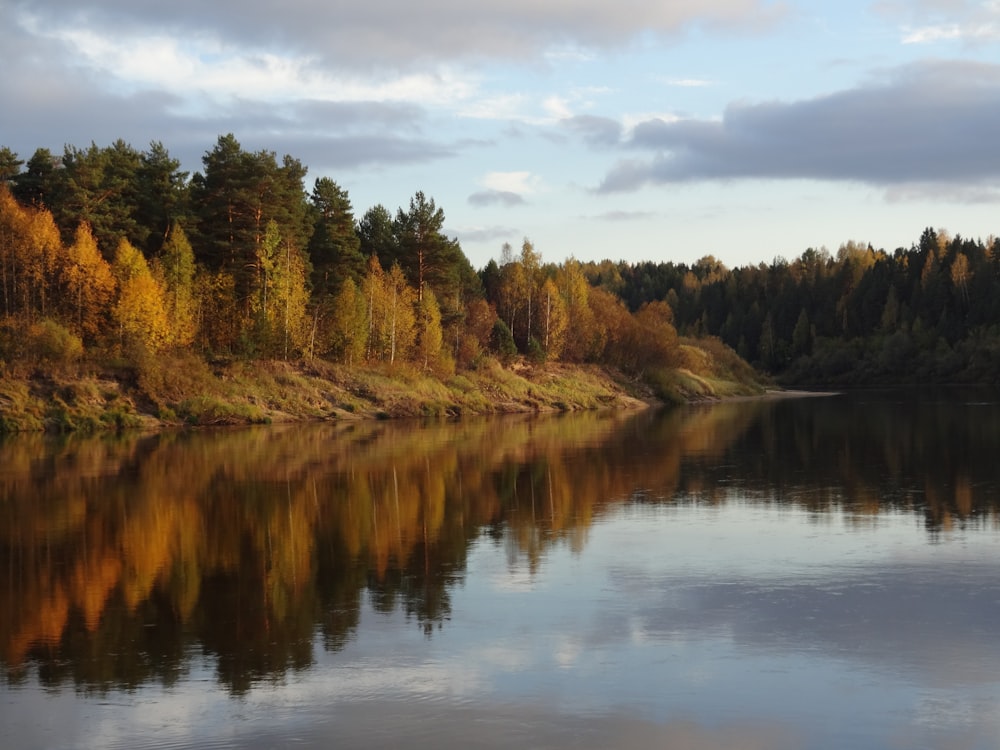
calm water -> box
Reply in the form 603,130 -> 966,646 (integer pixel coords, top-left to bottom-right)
2,389 -> 1000,750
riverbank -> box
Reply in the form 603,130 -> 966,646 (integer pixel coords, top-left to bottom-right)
0,347 -> 768,433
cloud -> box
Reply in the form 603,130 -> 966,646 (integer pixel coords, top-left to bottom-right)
902,23 -> 1000,43
13,0 -> 790,69
469,190 -> 527,207
598,60 -> 1000,193
661,77 -> 716,87
452,224 -> 521,244
481,170 -> 539,194
563,115 -> 624,146
589,210 -> 657,222
881,0 -> 1000,44
269,135 -> 457,171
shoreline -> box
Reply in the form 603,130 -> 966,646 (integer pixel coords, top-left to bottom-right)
0,355 -> 774,435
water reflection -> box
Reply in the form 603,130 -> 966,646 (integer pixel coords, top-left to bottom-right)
1,389 -> 999,701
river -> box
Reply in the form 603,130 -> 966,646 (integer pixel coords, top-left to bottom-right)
2,388 -> 999,749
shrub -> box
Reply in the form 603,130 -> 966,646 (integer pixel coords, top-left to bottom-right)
489,320 -> 517,364
29,319 -> 84,367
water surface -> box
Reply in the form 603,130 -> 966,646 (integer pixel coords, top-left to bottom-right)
2,389 -> 1000,749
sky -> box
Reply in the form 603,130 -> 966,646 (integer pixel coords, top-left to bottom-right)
2,0 -> 999,271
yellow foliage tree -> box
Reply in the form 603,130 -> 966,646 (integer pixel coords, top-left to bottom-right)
58,223 -> 116,342
0,187 -> 62,321
556,259 -> 598,362
155,224 -> 197,347
251,220 -> 310,358
363,257 -> 416,365
112,238 -> 170,353
414,286 -> 451,373
538,277 -> 568,361
327,277 -> 368,365
195,269 -> 239,353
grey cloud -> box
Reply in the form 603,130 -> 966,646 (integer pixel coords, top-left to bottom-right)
468,190 -> 526,207
290,100 -> 427,131
563,115 -> 623,147
599,60 -> 1000,192
454,225 -> 519,244
290,135 -> 455,171
13,0 -> 789,68
0,12 -> 454,176
589,210 -> 656,222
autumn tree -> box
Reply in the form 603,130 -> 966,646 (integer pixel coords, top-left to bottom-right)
538,277 -> 568,360
0,187 -> 62,320
195,269 -> 239,353
250,220 -> 310,358
414,286 -> 448,373
495,242 -> 524,340
362,257 -> 415,365
155,224 -> 197,347
56,223 -> 116,342
556,259 -> 598,362
325,278 -> 368,364
516,238 -> 542,350
455,297 -> 498,368
112,238 -> 170,353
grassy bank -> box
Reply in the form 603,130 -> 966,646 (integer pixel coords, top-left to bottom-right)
0,340 -> 766,433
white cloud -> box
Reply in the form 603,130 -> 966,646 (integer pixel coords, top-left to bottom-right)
482,171 -> 540,194
458,93 -> 531,121
886,0 -> 1000,44
15,0 -> 790,70
661,78 -> 716,87
621,113 -> 682,134
543,95 -> 574,120
902,22 -> 1000,43
19,9 -> 480,109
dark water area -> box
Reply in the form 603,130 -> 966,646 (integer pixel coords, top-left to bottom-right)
2,388 -> 1000,749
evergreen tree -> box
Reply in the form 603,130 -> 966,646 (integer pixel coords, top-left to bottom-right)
357,204 -> 397,261
308,177 -> 363,297
136,142 -> 189,255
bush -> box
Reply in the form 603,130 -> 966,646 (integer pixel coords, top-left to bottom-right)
0,318 -> 83,372
526,336 -> 546,364
489,320 -> 517,364
29,319 -> 84,366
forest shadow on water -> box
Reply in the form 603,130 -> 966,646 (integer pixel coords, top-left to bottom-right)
2,389 -> 1000,749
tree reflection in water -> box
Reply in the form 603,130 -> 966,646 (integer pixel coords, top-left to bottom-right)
2,389 -> 998,693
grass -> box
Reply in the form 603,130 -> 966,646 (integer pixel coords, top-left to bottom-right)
0,336 -> 767,434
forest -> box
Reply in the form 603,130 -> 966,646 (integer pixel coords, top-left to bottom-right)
608,229 -> 1000,384
1,135 -> 998,409
0,137 -> 684,385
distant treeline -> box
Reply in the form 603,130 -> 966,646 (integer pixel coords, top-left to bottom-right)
1,136 -> 996,385
593,229 -> 1000,384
